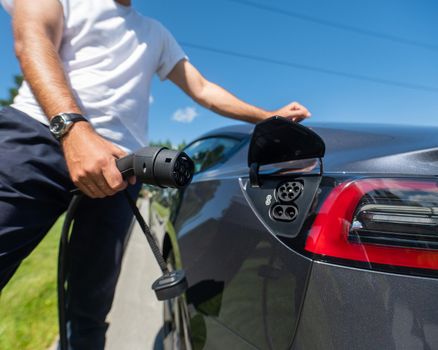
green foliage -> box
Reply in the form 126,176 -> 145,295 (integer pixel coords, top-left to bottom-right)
150,139 -> 187,151
177,140 -> 187,150
0,75 -> 23,107
0,217 -> 61,350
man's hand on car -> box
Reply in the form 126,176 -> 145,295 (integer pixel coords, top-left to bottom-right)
272,101 -> 311,123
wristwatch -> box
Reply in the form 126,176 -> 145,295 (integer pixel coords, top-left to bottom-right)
49,113 -> 88,140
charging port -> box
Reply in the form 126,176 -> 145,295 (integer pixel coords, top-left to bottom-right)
276,181 -> 303,203
271,204 -> 298,222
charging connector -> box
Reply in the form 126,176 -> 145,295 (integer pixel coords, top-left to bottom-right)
59,146 -> 194,350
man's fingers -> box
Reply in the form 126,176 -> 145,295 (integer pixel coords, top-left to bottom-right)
75,169 -> 126,198
76,184 -> 94,198
274,101 -> 311,122
286,108 -> 311,123
110,144 -> 127,159
290,106 -> 311,117
76,161 -> 123,197
77,180 -> 106,198
292,116 -> 306,123
102,159 -> 128,193
90,172 -> 118,197
88,182 -> 107,198
109,144 -> 130,188
128,176 -> 137,185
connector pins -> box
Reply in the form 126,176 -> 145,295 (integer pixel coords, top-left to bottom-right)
270,181 -> 303,222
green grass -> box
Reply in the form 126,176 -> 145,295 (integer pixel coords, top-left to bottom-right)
0,218 -> 62,350
151,201 -> 169,219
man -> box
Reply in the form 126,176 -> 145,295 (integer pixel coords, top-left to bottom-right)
0,0 -> 310,348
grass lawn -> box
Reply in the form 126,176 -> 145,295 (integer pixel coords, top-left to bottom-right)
0,218 -> 62,350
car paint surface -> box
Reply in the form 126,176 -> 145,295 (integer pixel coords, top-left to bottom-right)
153,121 -> 438,349
293,262 -> 438,350
174,177 -> 312,349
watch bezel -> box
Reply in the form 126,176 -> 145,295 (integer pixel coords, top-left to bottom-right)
49,113 -> 80,139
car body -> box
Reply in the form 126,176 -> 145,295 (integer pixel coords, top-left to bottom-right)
150,118 -> 438,350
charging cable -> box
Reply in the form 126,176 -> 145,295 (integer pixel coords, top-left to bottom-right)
58,146 -> 194,350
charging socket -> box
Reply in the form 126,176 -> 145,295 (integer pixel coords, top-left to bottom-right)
276,181 -> 303,203
270,204 -> 298,222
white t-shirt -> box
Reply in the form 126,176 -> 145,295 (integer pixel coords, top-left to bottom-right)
1,0 -> 187,151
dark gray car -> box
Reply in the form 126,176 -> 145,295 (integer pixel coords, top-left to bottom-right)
151,117 -> 438,350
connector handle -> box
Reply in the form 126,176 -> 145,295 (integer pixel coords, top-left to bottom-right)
116,153 -> 135,179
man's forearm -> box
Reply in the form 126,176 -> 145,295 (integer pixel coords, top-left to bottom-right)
13,0 -> 82,121
195,81 -> 271,123
15,32 -> 83,120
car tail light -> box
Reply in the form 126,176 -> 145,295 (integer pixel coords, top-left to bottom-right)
305,178 -> 438,270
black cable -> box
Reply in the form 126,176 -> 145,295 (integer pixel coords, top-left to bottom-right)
58,190 -> 169,350
180,41 -> 438,93
58,194 -> 83,350
226,0 -> 438,52
123,190 -> 169,273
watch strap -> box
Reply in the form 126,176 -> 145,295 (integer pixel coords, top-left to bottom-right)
63,113 -> 87,123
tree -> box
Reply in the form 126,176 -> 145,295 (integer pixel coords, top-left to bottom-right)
0,75 -> 23,107
176,141 -> 187,151
149,139 -> 187,150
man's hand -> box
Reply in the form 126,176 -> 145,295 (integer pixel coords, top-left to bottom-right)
61,122 -> 129,198
271,101 -> 311,123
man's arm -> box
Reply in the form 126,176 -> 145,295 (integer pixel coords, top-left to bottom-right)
168,59 -> 311,123
12,0 -> 129,198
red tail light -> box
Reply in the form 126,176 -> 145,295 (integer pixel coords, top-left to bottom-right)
305,178 -> 438,270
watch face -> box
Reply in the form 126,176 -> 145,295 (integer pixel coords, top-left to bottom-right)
50,115 -> 66,135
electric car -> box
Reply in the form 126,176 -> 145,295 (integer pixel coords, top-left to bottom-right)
150,117 -> 438,350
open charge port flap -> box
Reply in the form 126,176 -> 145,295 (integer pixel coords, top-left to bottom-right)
247,116 -> 325,187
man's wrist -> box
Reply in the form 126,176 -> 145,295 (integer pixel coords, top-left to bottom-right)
49,112 -> 89,140
257,109 -> 273,121
61,119 -> 94,141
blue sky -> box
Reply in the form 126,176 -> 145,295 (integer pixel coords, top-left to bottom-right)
1,0 -> 437,145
